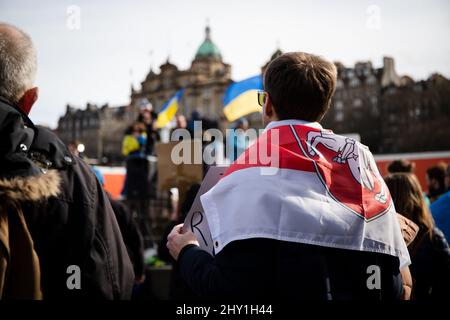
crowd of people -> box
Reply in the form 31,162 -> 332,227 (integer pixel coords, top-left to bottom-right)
165,52 -> 450,301
1,22 -> 449,301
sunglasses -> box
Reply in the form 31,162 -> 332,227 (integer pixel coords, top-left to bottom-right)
257,90 -> 267,107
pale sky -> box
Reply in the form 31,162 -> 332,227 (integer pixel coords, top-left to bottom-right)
1,0 -> 450,128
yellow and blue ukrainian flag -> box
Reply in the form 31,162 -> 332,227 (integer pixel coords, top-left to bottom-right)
223,75 -> 263,122
156,89 -> 185,128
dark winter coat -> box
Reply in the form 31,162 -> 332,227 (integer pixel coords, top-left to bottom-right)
1,97 -> 134,299
178,238 -> 404,300
22,126 -> 135,299
409,227 -> 450,300
0,97 -> 57,299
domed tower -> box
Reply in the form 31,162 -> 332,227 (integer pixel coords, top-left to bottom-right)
195,25 -> 222,60
190,25 -> 231,79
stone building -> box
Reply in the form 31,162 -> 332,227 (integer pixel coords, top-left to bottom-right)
57,103 -> 133,163
57,25 -> 235,163
378,73 -> 450,153
130,25 -> 232,122
56,26 -> 450,161
321,57 -> 450,153
321,57 -> 401,151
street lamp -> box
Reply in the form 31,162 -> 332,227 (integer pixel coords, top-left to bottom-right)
77,143 -> 85,153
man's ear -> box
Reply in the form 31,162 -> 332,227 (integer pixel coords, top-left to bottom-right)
18,87 -> 39,115
264,94 -> 278,125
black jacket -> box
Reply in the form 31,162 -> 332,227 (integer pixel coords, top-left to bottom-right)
0,97 -> 40,179
410,227 -> 450,300
21,126 -> 135,299
179,238 -> 404,300
0,100 -> 60,299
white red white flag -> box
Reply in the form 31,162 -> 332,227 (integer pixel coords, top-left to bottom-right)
200,120 -> 410,268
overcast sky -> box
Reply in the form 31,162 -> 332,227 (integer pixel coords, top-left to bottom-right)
2,0 -> 450,127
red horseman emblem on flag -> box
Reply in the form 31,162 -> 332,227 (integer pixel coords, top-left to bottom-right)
292,126 -> 391,221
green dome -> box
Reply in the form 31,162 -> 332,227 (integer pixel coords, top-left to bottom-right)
195,26 -> 222,59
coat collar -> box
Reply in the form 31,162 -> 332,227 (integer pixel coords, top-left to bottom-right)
0,169 -> 60,202
0,99 -> 41,179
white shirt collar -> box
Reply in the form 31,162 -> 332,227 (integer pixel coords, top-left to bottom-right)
264,119 -> 323,132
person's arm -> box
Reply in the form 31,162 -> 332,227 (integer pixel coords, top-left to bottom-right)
397,214 -> 419,247
167,224 -> 271,299
178,245 -> 235,298
400,266 -> 412,300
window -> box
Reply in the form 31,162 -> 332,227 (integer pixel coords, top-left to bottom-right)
163,78 -> 172,89
335,111 -> 344,122
335,100 -> 344,110
371,105 -> 380,117
203,98 -> 211,109
415,107 -> 421,117
354,111 -> 363,119
350,78 -> 360,87
353,98 -> 362,108
387,87 -> 397,94
389,114 -> 396,122
366,76 -> 377,85
347,70 -> 355,78
370,96 -> 378,105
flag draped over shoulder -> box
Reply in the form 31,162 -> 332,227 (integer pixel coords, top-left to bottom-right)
223,75 -> 263,122
156,89 -> 185,128
200,119 -> 410,268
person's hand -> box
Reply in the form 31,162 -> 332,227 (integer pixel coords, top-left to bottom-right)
397,213 -> 419,246
135,275 -> 146,284
166,224 -> 199,261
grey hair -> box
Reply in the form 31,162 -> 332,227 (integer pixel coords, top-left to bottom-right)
0,23 -> 37,104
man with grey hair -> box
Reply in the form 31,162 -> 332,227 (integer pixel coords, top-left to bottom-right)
0,23 -> 135,299
0,22 -> 38,115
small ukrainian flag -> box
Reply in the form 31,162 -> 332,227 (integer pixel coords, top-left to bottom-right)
223,75 -> 263,122
156,89 -> 185,128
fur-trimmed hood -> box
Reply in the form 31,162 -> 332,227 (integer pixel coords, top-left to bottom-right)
0,170 -> 61,202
